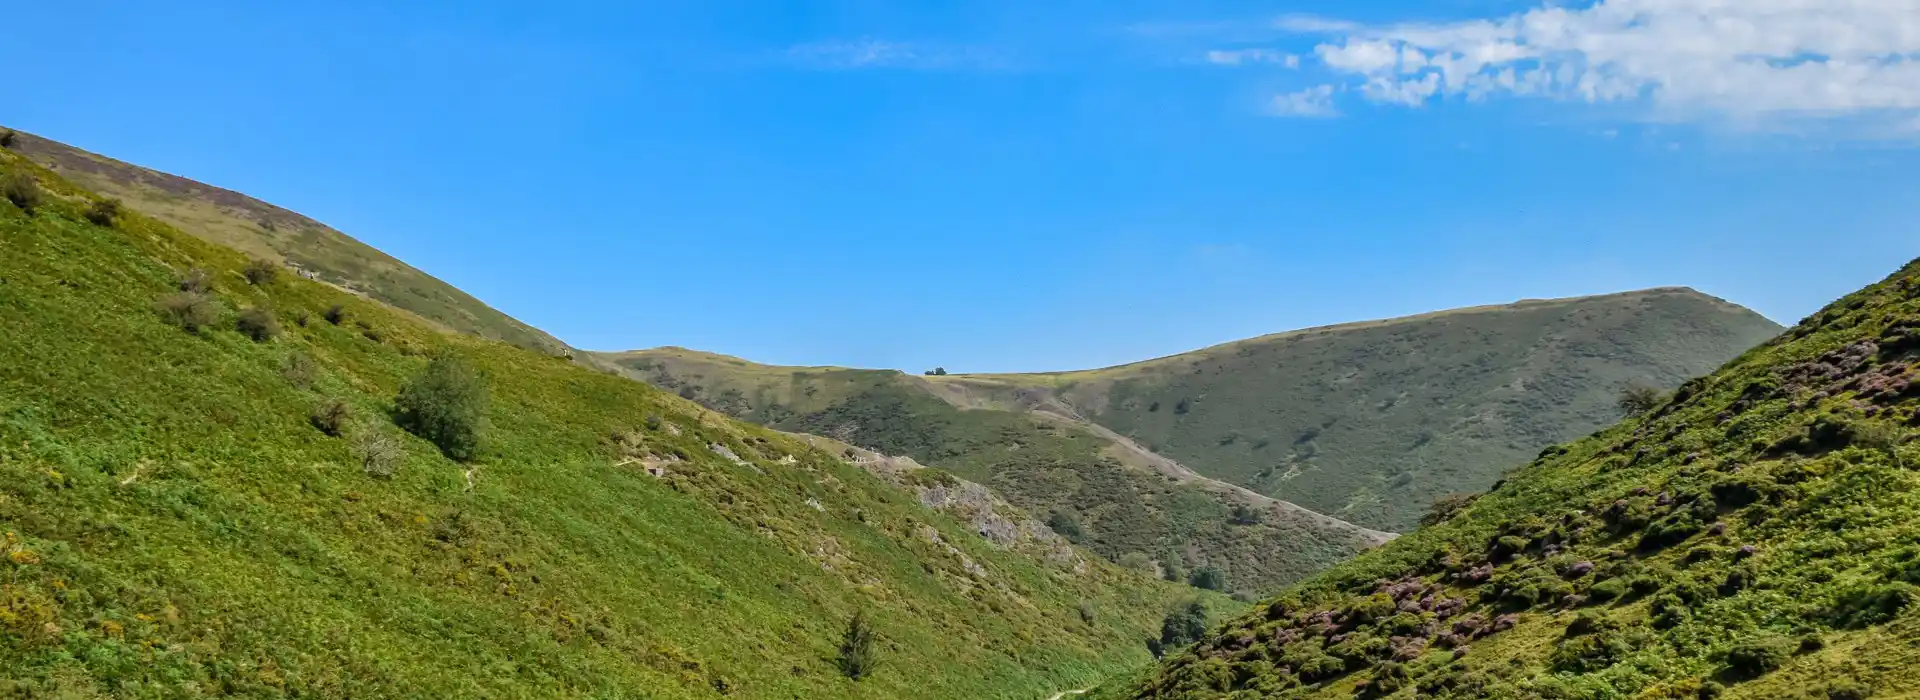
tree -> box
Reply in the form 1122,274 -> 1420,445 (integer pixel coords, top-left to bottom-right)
836,610 -> 879,680
0,129 -> 17,149
1046,511 -> 1084,542
923,367 -> 948,376
1229,504 -> 1264,526
1617,383 -> 1664,417
1188,565 -> 1229,592
395,353 -> 490,461
1149,601 -> 1209,658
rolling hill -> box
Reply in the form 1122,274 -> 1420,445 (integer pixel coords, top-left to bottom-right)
0,138 -> 1225,698
1,126 -> 569,357
1097,257 -> 1920,699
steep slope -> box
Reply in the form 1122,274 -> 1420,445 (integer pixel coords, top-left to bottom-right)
0,151 -> 1220,698
597,348 -> 1390,595
0,127 -> 568,356
943,289 -> 1782,532
1100,257 -> 1920,699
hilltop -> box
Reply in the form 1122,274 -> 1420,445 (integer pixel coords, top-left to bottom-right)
1,127 -> 568,356
0,143 -> 1222,698
1098,257 -> 1920,698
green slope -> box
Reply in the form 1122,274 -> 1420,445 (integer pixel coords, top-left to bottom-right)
1099,257 -> 1920,699
946,288 -> 1782,532
2,127 -> 569,357
0,150 -> 1224,698
596,349 -> 1391,596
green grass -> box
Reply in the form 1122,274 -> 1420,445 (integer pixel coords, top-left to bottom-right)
1097,257 -> 1920,699
599,352 -> 1380,594
0,152 -> 1222,698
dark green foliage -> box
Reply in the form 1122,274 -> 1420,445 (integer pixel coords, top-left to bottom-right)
1150,601 -> 1209,658
235,306 -> 279,342
178,268 -> 212,293
1617,383 -> 1664,416
836,611 -> 879,680
243,257 -> 279,286
1421,492 -> 1481,527
1723,634 -> 1794,678
4,172 -> 41,213
84,198 -> 122,227
1047,511 -> 1085,542
923,367 -> 948,376
394,353 -> 490,461
310,397 -> 352,437
1550,627 -> 1643,673
0,129 -> 16,148
1828,582 -> 1915,629
155,291 -> 220,333
1229,504 -> 1263,525
324,303 -> 347,325
1079,601 -> 1098,625
280,352 -> 320,389
1188,566 -> 1228,592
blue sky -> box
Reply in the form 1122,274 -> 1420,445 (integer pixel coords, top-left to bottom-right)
6,0 -> 1918,372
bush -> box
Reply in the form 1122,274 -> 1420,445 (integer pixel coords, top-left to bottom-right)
354,427 -> 402,479
243,258 -> 279,286
236,307 -> 280,342
1723,634 -> 1793,678
1617,383 -> 1664,416
1230,504 -> 1264,525
394,353 -> 490,461
923,367 -> 948,376
1047,512 -> 1085,541
1151,601 -> 1208,658
178,268 -> 213,293
1077,600 -> 1097,625
1118,552 -> 1156,575
324,304 -> 347,326
281,352 -> 320,389
1421,492 -> 1481,527
0,129 -> 16,149
1828,582 -> 1915,628
4,173 -> 42,214
311,398 -> 352,437
836,610 -> 879,680
156,292 -> 221,333
1189,566 -> 1228,592
84,198 -> 122,227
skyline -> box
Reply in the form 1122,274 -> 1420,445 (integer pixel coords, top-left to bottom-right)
6,0 -> 1917,372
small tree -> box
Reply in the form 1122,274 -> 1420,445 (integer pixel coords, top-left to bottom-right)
1617,383 -> 1664,417
1188,565 -> 1229,592
836,610 -> 879,680
0,129 -> 17,149
84,198 -> 122,227
1230,504 -> 1264,526
310,398 -> 352,436
354,427 -> 402,479
243,258 -> 279,286
1046,511 -> 1085,542
236,307 -> 280,342
1149,601 -> 1209,658
156,292 -> 221,333
923,367 -> 948,376
3,173 -> 41,214
394,353 -> 490,461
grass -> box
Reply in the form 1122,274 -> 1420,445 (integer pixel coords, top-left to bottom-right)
0,152 -> 1216,699
1096,256 -> 1920,699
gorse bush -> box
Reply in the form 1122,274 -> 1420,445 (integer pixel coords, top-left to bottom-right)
281,352 -> 320,389
178,268 -> 212,294
4,173 -> 41,214
243,258 -> 279,286
1188,566 -> 1228,592
1148,601 -> 1208,658
1617,383 -> 1664,416
236,307 -> 279,342
311,398 -> 352,437
156,292 -> 221,333
354,427 -> 402,479
394,353 -> 490,461
324,304 -> 347,326
0,129 -> 17,149
836,611 -> 879,680
84,198 -> 122,227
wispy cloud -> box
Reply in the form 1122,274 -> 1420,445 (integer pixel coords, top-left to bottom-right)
1205,49 -> 1298,68
1267,85 -> 1340,118
783,38 -> 1008,71
1210,0 -> 1920,133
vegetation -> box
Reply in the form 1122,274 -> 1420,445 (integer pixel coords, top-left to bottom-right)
243,257 -> 279,286
1098,256 -> 1920,699
0,152 -> 1211,698
836,611 -> 880,681
4,172 -> 41,214
0,129 -> 16,149
393,353 -> 491,461
1148,601 -> 1210,658
1618,382 -> 1665,416
83,197 -> 121,227
155,291 -> 221,333
235,306 -> 280,342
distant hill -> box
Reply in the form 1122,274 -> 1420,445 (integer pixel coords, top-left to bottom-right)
2,127 -> 568,356
594,348 -> 1393,596
945,289 -> 1783,531
0,135 -> 1217,698
1097,258 -> 1920,698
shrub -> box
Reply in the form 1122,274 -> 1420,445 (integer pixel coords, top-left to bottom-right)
1828,582 -> 1915,628
1118,552 -> 1156,575
243,258 -> 279,286
236,307 -> 280,342
1047,512 -> 1085,541
3,173 -> 42,214
1550,628 -> 1641,673
1421,492 -> 1481,527
84,198 -> 122,227
923,367 -> 948,376
156,292 -> 221,333
0,129 -> 16,148
178,268 -> 213,293
1617,383 -> 1664,416
1723,634 -> 1793,678
1189,566 -> 1228,592
310,398 -> 352,437
1077,600 -> 1097,625
836,611 -> 879,680
354,428 -> 402,479
323,304 -> 347,325
1151,601 -> 1208,658
394,353 -> 490,461
281,352 -> 320,389
1230,504 -> 1265,526
1649,592 -> 1691,629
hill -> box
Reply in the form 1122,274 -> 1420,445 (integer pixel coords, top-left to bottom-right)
1097,257 -> 1920,698
938,289 -> 1782,533
0,144 -> 1226,698
595,348 -> 1393,596
1,127 -> 568,356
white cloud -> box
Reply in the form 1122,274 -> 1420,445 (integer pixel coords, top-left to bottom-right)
1206,48 -> 1298,67
1253,0 -> 1920,131
1268,85 -> 1341,118
784,39 -> 1004,70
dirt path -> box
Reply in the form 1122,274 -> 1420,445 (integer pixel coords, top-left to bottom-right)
1044,690 -> 1089,700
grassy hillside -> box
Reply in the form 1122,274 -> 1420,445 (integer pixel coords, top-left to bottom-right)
0,151 -> 1225,698
1098,257 -> 1920,699
598,349 -> 1388,595
949,290 -> 1781,532
1,127 -> 568,356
